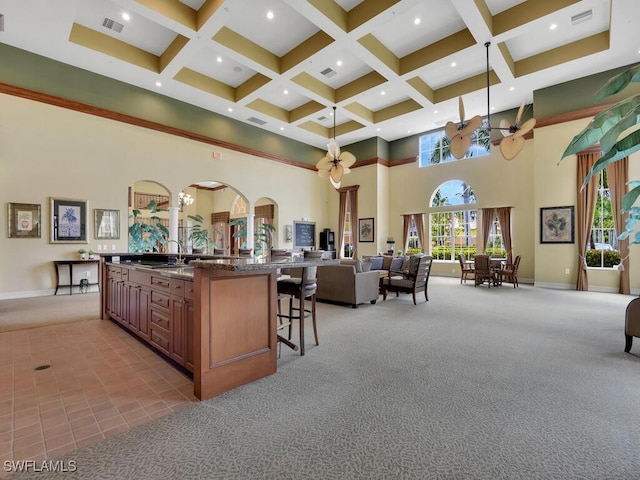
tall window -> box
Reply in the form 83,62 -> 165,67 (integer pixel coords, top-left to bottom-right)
343,198 -> 353,258
487,213 -> 505,257
587,170 -> 620,267
429,181 -> 477,260
418,122 -> 490,167
406,216 -> 422,254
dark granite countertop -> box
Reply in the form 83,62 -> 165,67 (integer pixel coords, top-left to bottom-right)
189,257 -> 335,271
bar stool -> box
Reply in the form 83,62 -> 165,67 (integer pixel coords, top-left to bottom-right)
276,266 -> 318,355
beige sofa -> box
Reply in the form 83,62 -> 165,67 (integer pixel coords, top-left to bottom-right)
316,259 -> 380,308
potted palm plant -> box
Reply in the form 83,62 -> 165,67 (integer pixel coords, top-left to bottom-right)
128,200 -> 169,252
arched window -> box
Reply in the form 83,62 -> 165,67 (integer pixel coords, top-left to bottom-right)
429,181 -> 477,261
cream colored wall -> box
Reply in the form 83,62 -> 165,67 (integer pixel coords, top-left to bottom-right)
0,94 -> 325,298
534,120 -> 640,292
387,143 -> 536,282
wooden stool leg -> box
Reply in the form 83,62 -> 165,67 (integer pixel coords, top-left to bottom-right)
299,294 -> 305,356
311,293 -> 318,345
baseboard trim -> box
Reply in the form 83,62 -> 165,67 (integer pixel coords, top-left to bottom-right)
0,289 -> 56,300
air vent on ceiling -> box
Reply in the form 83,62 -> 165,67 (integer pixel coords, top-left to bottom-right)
102,17 -> 124,33
317,116 -> 327,121
247,116 -> 267,126
320,68 -> 337,78
0,14 -> 4,33
571,9 -> 593,25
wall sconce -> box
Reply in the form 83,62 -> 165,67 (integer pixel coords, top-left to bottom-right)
178,191 -> 194,211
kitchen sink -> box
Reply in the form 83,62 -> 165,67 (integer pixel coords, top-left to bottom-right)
137,263 -> 193,269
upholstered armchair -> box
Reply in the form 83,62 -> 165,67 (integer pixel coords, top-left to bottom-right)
380,255 -> 433,305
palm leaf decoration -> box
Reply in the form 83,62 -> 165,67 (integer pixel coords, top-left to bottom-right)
560,63 -> 640,244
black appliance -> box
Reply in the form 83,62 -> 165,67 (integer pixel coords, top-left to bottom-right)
320,228 -> 335,251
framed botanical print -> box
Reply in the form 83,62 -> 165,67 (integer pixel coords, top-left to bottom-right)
359,217 -> 374,243
8,202 -> 41,238
50,197 -> 88,244
540,206 -> 574,244
94,209 -> 120,239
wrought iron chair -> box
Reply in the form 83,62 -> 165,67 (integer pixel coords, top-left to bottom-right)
474,254 -> 497,287
500,255 -> 521,288
458,254 -> 475,284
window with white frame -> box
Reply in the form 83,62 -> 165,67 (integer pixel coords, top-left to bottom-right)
418,122 -> 491,167
587,170 -> 620,268
429,181 -> 477,260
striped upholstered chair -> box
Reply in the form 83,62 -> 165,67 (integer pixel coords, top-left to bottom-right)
380,254 -> 433,305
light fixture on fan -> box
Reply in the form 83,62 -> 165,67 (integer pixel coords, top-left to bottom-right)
446,42 -> 536,161
316,106 -> 356,189
178,191 -> 193,211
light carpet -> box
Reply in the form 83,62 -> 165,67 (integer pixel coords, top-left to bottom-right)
8,278 -> 640,479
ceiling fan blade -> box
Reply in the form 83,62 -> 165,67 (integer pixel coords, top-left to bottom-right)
500,136 -> 525,160
513,117 -> 536,138
460,115 -> 482,135
329,177 -> 342,189
330,164 -> 343,184
499,118 -> 511,137
318,169 -> 331,179
445,121 -> 459,139
342,167 -> 352,175
327,138 -> 340,159
458,96 -> 465,122
450,134 -> 472,159
339,151 -> 356,168
316,155 -> 333,170
515,101 -> 526,125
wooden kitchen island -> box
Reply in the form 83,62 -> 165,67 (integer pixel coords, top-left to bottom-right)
100,254 -> 325,400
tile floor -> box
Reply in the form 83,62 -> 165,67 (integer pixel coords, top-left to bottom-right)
0,319 -> 197,478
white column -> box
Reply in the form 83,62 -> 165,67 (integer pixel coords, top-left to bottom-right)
168,206 -> 179,253
246,213 -> 255,254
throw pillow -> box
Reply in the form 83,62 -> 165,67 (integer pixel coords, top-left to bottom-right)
401,256 -> 410,271
390,256 -> 404,271
382,255 -> 394,270
368,256 -> 383,270
360,258 -> 372,272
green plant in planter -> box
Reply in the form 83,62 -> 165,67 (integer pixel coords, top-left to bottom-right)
561,63 -> 640,243
187,214 -> 222,253
128,200 -> 169,252
229,218 -> 275,256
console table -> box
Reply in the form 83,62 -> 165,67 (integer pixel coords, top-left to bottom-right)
54,260 -> 100,295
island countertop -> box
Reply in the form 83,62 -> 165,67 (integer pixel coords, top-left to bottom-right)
189,257 -> 335,271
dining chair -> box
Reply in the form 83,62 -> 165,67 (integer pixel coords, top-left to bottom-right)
474,254 -> 496,287
380,255 -> 433,305
276,266 -> 318,355
458,254 -> 475,284
500,255 -> 521,288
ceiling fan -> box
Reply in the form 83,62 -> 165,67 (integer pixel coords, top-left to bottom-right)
445,42 -> 536,161
316,106 -> 356,189
445,96 -> 483,159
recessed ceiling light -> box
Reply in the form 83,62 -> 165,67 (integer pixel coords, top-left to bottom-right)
381,91 -> 386,95
336,60 -> 342,66
433,110 -> 438,114
122,12 -> 130,21
550,23 -> 557,30
266,11 -> 274,20
228,107 -> 233,112
408,130 -> 412,134
216,56 -> 222,63
509,86 -> 515,91
377,128 -> 381,131
451,62 -> 456,67
155,81 -> 162,87
280,127 -> 285,131
283,89 -> 288,95
414,17 -> 421,25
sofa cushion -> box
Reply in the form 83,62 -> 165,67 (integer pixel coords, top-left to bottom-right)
360,259 -> 372,272
340,259 -> 363,273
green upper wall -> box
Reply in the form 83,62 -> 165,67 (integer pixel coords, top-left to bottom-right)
0,42 -> 324,165
2,42 -> 637,167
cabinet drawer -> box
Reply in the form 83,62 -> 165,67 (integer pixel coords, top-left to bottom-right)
170,278 -> 185,296
150,275 -> 170,290
150,308 -> 170,330
107,266 -> 121,279
150,290 -> 170,309
129,269 -> 150,286
121,269 -> 129,281
150,327 -> 170,353
184,281 -> 194,300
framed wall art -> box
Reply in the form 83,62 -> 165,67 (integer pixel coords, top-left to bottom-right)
7,202 -> 41,238
540,206 -> 574,244
359,217 -> 374,243
94,209 -> 120,239
50,197 -> 88,244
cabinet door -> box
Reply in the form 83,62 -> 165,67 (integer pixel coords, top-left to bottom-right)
185,298 -> 194,372
138,286 -> 150,339
170,295 -> 186,365
127,284 -> 140,331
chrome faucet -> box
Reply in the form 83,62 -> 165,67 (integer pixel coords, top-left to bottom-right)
166,239 -> 184,264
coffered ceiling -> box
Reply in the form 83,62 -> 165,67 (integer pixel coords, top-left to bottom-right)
0,0 -> 638,149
